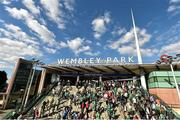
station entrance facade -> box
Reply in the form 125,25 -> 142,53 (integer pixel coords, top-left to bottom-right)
1,58 -> 180,113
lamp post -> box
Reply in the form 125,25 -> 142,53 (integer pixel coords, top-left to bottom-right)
169,64 -> 180,101
157,54 -> 180,102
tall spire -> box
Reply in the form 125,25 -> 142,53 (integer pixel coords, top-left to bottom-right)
131,9 -> 147,90
131,9 -> 143,64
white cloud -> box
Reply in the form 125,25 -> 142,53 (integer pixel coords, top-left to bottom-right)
169,0 -> 180,4
117,46 -> 135,55
22,0 -> 40,15
0,38 -> 42,63
96,42 -> 101,46
84,51 -> 100,56
141,48 -> 159,57
109,27 -> 157,57
167,5 -> 180,12
26,19 -> 56,45
156,20 -> 180,45
59,37 -> 92,55
67,37 -> 90,55
160,41 -> 180,55
0,22 -> 43,68
67,37 -> 82,50
5,7 -> 56,45
6,7 -> 30,20
0,0 -> 11,4
0,22 -> 69,69
167,0 -> 180,15
43,47 -> 57,54
63,0 -> 75,11
85,40 -> 92,44
59,41 -> 67,48
111,27 -> 126,36
92,12 -> 111,39
0,23 -> 39,45
76,46 -> 90,54
110,27 -> 151,49
40,0 -> 65,29
117,45 -> 158,57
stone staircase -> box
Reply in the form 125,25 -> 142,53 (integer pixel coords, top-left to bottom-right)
23,84 -> 178,119
38,85 -> 125,119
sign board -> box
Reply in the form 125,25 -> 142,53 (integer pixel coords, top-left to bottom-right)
57,56 -> 134,66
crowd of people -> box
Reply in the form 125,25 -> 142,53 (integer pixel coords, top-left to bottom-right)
29,79 -> 175,119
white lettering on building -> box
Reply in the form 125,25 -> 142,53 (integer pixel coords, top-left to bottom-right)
57,56 -> 134,65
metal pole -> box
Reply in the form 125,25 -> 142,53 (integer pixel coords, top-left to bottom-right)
23,63 -> 37,108
170,64 -> 180,102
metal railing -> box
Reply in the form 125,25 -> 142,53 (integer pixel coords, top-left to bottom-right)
151,93 -> 180,118
141,88 -> 180,118
3,81 -> 59,119
24,81 -> 59,114
24,82 -> 61,116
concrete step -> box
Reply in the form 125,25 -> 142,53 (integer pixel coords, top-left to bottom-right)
32,86 -> 126,119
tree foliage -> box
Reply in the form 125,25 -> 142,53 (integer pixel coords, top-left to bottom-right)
0,71 -> 7,85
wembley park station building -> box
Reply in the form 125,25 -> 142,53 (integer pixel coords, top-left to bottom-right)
0,54 -> 180,119
1,9 -> 180,119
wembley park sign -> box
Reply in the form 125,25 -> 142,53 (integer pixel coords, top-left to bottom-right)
57,56 -> 134,65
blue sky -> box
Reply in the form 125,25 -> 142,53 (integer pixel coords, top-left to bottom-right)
0,0 -> 180,77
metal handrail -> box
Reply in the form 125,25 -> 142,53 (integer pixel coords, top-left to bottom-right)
22,81 -> 58,115
151,93 -> 180,118
3,81 -> 58,119
142,88 -> 180,118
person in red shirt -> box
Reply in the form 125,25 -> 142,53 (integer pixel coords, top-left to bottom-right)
35,108 -> 39,119
85,101 -> 89,118
81,101 -> 85,113
108,91 -> 112,98
133,115 -> 140,120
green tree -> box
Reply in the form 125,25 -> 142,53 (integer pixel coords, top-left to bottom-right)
0,71 -> 7,91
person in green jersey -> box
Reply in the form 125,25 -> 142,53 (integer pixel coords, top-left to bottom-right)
92,100 -> 97,111
96,111 -> 100,120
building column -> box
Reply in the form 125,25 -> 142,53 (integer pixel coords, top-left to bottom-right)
99,76 -> 102,82
58,75 -> 60,82
99,76 -> 103,90
2,93 -> 6,109
140,69 -> 147,90
38,69 -> 47,94
99,76 -> 102,86
3,58 -> 21,109
75,75 -> 79,86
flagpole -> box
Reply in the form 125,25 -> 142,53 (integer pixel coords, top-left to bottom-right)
131,9 -> 147,89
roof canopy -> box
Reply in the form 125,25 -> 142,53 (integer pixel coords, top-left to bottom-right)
42,63 -> 180,80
